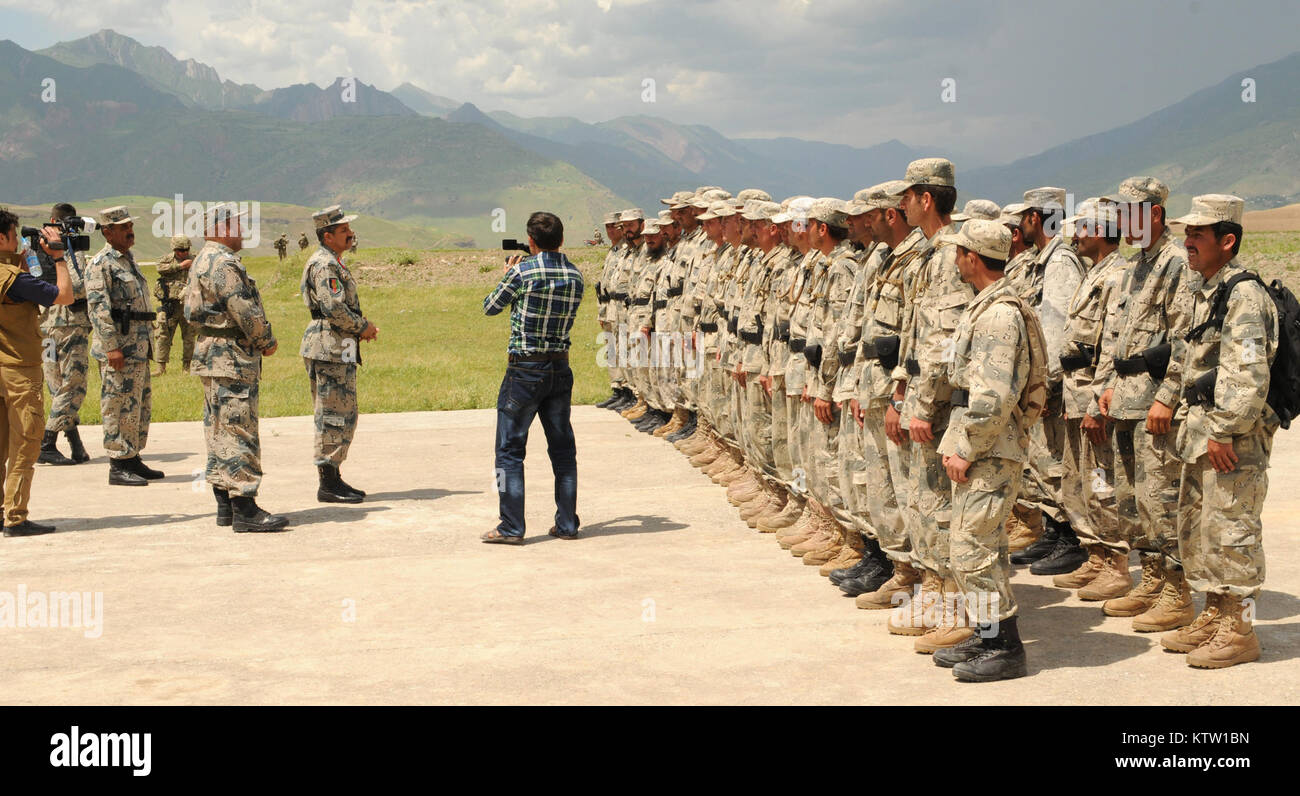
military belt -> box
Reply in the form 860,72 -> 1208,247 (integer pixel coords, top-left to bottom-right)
1185,370 -> 1217,407
738,329 -> 762,345
198,326 -> 244,340
804,343 -> 823,368
629,296 -> 650,306
727,317 -> 739,334
838,349 -> 857,367
905,358 -> 921,377
775,321 -> 791,343
789,338 -> 806,354
310,309 -> 328,320
652,299 -> 668,311
609,291 -> 628,301
951,389 -> 970,407
666,285 -> 684,298
1060,344 -> 1096,373
1113,355 -> 1148,376
698,322 -> 719,333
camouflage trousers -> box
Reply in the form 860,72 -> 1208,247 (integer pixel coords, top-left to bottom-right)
306,359 -> 358,467
97,359 -> 151,460
1016,404 -> 1066,523
41,325 -> 90,433
1062,417 -> 1122,551
155,304 -> 196,370
741,374 -> 774,478
784,384 -> 806,494
1,364 -> 45,525
710,363 -> 736,444
950,458 -> 1023,623
604,320 -> 626,388
1112,418 -> 1182,564
852,402 -> 908,561
908,433 -> 954,579
1177,427 -> 1271,599
770,375 -> 792,483
201,376 -> 262,496
833,405 -> 864,531
803,400 -> 843,514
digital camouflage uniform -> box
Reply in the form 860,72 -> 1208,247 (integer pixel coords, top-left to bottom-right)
274,235 -> 288,261
806,237 -> 860,522
830,240 -> 882,534
40,249 -> 91,433
154,248 -> 196,370
760,243 -> 796,483
186,240 -> 277,496
85,243 -> 154,460
301,244 -> 370,467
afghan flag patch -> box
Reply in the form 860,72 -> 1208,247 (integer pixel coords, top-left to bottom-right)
327,277 -> 342,295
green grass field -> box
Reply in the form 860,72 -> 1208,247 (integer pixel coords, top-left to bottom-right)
68,245 -> 612,423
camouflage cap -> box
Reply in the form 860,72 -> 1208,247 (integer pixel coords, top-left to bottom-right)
893,157 -> 956,193
697,201 -> 736,221
942,219 -> 1012,261
773,196 -> 816,224
1104,176 -> 1169,206
603,211 -> 620,225
169,235 -> 192,250
619,208 -> 645,222
807,198 -> 849,228
951,199 -> 1001,222
1170,194 -> 1244,226
694,186 -> 725,195
662,190 -> 694,206
741,200 -> 782,221
702,189 -> 732,201
313,205 -> 358,231
736,188 -> 772,203
641,220 -> 663,236
1022,187 -> 1067,211
657,209 -> 676,224
204,202 -> 248,230
98,205 -> 138,226
1063,197 -> 1118,227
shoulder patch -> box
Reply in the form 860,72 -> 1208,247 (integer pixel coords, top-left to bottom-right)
327,277 -> 342,295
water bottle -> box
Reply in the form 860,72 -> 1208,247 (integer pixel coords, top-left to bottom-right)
20,238 -> 42,278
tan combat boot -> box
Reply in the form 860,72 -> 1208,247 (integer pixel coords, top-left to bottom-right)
689,438 -> 721,467
1077,548 -> 1133,601
778,502 -> 820,549
857,559 -> 922,609
717,457 -> 749,487
678,426 -> 709,453
1103,554 -> 1165,617
1132,565 -> 1194,632
654,408 -> 686,437
1006,505 -> 1042,552
790,507 -> 836,557
1052,545 -> 1105,589
818,529 -> 865,575
887,569 -> 942,635
1161,593 -> 1223,653
727,470 -> 763,504
801,512 -> 846,566
914,578 -> 975,653
622,396 -> 648,420
702,448 -> 734,477
1186,596 -> 1261,669
741,481 -> 782,521
758,494 -> 803,533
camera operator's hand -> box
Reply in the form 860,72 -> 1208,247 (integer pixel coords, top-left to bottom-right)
262,343 -> 278,357
505,254 -> 524,271
361,322 -> 379,342
107,349 -> 125,371
37,227 -> 63,259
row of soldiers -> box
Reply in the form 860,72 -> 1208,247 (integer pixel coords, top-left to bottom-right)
18,203 -> 376,534
594,161 -> 1278,680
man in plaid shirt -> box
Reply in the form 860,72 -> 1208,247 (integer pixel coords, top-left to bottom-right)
481,211 -> 585,544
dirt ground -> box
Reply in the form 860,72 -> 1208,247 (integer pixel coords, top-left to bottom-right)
2,406 -> 1296,705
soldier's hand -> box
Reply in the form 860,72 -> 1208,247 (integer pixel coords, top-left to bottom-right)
361,323 -> 379,341
1099,388 -> 1114,420
944,454 -> 971,483
814,398 -> 835,425
1206,439 -> 1238,473
106,349 -> 125,370
760,374 -> 772,396
850,398 -> 864,427
1146,400 -> 1173,435
1081,412 -> 1107,446
885,404 -> 904,445
263,343 -> 278,357
909,417 -> 934,444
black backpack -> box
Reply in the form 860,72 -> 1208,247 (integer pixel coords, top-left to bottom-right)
1186,270 -> 1300,429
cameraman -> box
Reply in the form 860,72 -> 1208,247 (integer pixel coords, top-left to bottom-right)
0,208 -> 74,536
37,202 -> 93,466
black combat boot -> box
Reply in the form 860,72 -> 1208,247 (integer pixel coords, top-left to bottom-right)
317,464 -> 362,504
934,628 -> 990,668
335,469 -> 366,499
839,549 -> 895,597
231,496 -> 290,532
639,410 -> 670,433
108,458 -> 148,486
609,388 -> 636,411
37,430 -> 74,466
595,390 -> 621,409
831,537 -> 882,586
1029,517 -> 1088,575
125,456 -> 165,480
65,424 -> 91,463
666,412 -> 697,442
214,486 -> 233,527
951,616 -> 1027,682
1010,514 -> 1061,565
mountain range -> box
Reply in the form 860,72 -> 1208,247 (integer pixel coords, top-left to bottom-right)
2,28 -> 1298,249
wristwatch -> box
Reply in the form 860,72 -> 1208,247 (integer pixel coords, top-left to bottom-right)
891,399 -> 904,413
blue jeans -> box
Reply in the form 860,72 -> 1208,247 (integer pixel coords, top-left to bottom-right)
494,359 -> 579,538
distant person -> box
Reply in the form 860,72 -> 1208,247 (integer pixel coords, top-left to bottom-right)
480,211 -> 584,544
153,235 -> 196,375
298,232 -> 310,251
274,234 -> 288,261
36,202 -> 93,466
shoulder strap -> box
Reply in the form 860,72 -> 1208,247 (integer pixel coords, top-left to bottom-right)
1187,270 -> 1263,342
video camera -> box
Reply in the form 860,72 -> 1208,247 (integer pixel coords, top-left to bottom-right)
21,217 -> 98,253
501,239 -> 531,254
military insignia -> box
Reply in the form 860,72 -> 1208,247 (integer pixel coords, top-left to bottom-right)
327,277 -> 342,295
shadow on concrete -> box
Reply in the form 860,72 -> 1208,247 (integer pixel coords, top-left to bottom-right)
283,504 -> 393,526
1257,590 -> 1300,621
364,488 -> 480,503
1259,622 -> 1300,663
141,452 -> 199,463
576,515 -> 689,539
1017,584 -> 1152,673
41,513 -> 211,533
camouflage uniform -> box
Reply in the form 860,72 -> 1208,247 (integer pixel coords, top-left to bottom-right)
939,276 -> 1037,623
39,249 -> 91,433
154,248 -> 196,370
759,243 -> 795,482
1096,229 -> 1193,562
186,241 -> 276,496
298,233 -> 310,251
829,240 -> 881,534
737,240 -> 782,478
786,248 -> 821,496
807,238 -> 860,520
1175,258 -> 1277,599
274,235 -> 288,261
85,243 -> 154,460
301,245 -> 370,467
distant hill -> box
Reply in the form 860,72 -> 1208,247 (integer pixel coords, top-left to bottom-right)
250,77 -> 417,122
391,82 -> 460,116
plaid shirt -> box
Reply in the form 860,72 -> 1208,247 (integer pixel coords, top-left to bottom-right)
483,250 -> 584,354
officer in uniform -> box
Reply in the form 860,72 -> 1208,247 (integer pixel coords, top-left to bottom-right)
298,232 -> 310,251
186,203 -> 287,532
933,219 -> 1047,682
37,203 -> 93,466
153,234 -> 196,375
274,234 -> 289,261
302,206 -> 376,503
84,206 -> 163,486
1164,194 -> 1275,669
